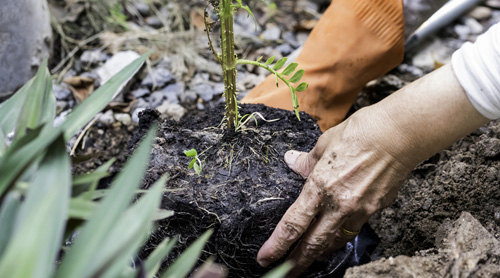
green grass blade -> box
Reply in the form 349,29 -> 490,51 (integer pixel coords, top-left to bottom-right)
0,192 -> 21,256
262,261 -> 294,278
97,177 -> 167,278
14,60 -> 55,141
68,197 -> 98,220
0,135 -> 71,278
161,229 -> 213,278
55,124 -> 157,278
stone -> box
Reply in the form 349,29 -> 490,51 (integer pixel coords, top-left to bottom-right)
196,102 -> 205,110
145,16 -> 163,28
192,83 -> 216,101
132,108 -> 146,123
162,82 -> 185,96
277,43 -> 294,56
464,17 -> 484,34
179,90 -> 198,102
141,68 -> 175,88
55,101 -> 68,115
114,113 -> 132,126
133,2 -> 150,16
131,87 -> 150,98
148,91 -> 165,107
80,49 -> 108,64
156,101 -> 186,121
282,31 -> 299,48
135,97 -> 150,109
0,0 -> 52,101
468,6 -> 493,21
96,50 -> 140,100
411,38 -> 458,71
53,81 -> 72,100
98,110 -> 115,125
261,24 -> 281,41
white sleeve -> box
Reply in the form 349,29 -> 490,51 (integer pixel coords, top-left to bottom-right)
451,23 -> 500,120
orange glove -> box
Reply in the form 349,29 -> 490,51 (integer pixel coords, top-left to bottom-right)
242,0 -> 405,131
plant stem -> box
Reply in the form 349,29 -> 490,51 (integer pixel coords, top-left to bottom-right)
220,0 -> 237,129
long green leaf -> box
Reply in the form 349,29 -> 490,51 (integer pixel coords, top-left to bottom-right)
0,52 -> 149,198
0,135 -> 71,278
161,229 -> 213,278
281,62 -> 298,76
0,192 -> 21,256
55,125 -> 157,278
14,60 -> 55,141
93,176 -> 167,278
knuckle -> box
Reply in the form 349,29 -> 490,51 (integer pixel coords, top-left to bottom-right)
277,222 -> 304,243
301,236 -> 329,257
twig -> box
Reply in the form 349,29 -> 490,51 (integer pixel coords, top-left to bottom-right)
70,115 -> 99,156
51,32 -> 102,75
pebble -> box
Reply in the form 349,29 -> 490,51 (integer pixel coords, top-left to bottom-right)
179,90 -> 198,102
156,101 -> 186,121
135,97 -> 150,109
296,32 -> 309,46
411,38 -> 457,71
261,24 -> 281,41
56,101 -> 68,115
96,51 -> 140,100
196,102 -> 205,110
282,31 -> 299,48
141,68 -> 175,88
114,113 -> 132,125
485,0 -> 500,9
277,43 -> 294,56
53,81 -> 72,100
131,87 -> 150,98
148,91 -> 165,107
162,82 -> 185,96
192,83 -> 216,101
468,6 -> 493,21
80,50 -> 108,64
145,16 -> 163,28
464,17 -> 484,34
133,2 -> 150,16
98,110 -> 115,125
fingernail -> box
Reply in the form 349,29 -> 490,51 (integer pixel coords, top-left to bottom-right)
284,150 -> 299,168
257,258 -> 271,267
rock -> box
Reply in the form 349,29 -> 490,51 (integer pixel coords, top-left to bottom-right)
192,83 -> 216,101
485,0 -> 500,9
0,0 -> 52,100
114,113 -> 132,125
276,43 -> 294,56
80,50 -> 108,64
56,101 -> 68,115
468,6 -> 493,21
261,24 -> 281,41
131,87 -> 150,98
454,24 -> 471,40
464,17 -> 484,34
156,101 -> 186,121
196,102 -> 205,110
133,2 -> 150,16
53,81 -> 72,100
282,31 -> 299,48
141,68 -> 175,88
476,137 -> 500,157
296,32 -> 309,46
98,110 -> 115,125
162,82 -> 185,96
148,91 -> 165,107
411,38 -> 459,71
96,50 -> 140,100
145,16 -> 163,28
179,90 -> 198,102
191,73 -> 210,85
135,97 -> 150,109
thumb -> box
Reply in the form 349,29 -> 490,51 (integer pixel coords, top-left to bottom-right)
284,150 -> 318,178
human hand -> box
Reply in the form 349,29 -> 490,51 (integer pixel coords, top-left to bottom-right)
256,108 -> 416,275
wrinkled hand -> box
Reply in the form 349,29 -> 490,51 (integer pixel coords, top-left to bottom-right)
256,108 -> 417,275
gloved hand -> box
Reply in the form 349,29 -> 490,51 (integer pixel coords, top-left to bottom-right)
242,0 -> 405,131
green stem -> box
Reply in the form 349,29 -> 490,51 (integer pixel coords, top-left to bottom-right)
220,0 -> 238,129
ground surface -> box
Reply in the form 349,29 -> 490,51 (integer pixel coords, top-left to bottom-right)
45,0 -> 500,276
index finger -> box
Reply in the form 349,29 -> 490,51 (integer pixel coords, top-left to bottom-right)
257,184 -> 321,267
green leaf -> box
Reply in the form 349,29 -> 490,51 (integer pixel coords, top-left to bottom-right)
14,60 -> 55,141
55,125 -> 157,278
74,158 -> 116,200
289,69 -> 305,83
122,237 -> 178,278
0,52 -> 149,198
193,163 -> 202,176
264,56 -> 276,66
295,82 -> 308,92
161,229 -> 213,278
0,192 -> 21,256
88,176 -> 167,278
262,261 -> 294,278
272,57 -> 288,70
184,149 -> 197,157
188,159 -> 196,169
281,62 -> 298,76
68,197 -> 97,220
153,209 -> 174,221
0,135 -> 71,278
256,56 -> 263,62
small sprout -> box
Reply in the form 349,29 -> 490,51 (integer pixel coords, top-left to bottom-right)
184,148 -> 203,176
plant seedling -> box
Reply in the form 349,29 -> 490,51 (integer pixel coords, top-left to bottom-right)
184,148 -> 203,176
205,0 -> 308,130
